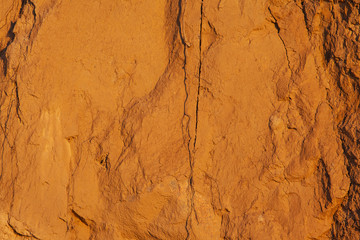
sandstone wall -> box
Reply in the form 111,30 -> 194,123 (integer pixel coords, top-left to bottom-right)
0,0 -> 359,239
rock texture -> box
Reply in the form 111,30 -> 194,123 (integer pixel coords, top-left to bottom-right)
0,0 -> 359,239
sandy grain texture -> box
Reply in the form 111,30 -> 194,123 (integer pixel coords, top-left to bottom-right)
0,0 -> 359,239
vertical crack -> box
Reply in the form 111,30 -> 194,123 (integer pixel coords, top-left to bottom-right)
268,8 -> 292,73
13,68 -> 23,123
15,0 -> 36,124
178,0 -> 203,238
193,1 -> 203,150
0,0 -> 37,209
300,0 -> 311,35
178,0 -> 192,237
24,0 -> 37,40
0,22 -> 16,76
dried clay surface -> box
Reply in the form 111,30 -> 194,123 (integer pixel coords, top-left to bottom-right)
0,0 -> 360,239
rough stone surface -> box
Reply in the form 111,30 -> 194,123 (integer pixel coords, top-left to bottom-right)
0,0 -> 359,239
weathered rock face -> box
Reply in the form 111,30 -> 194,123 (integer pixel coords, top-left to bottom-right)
0,0 -> 359,239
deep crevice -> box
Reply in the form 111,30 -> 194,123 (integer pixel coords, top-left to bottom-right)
0,22 -> 16,76
193,1 -> 203,151
178,0 -> 203,238
1,0 -> 37,124
178,0 -> 193,237
300,0 -> 312,35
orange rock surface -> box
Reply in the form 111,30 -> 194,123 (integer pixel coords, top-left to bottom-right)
0,0 -> 359,239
